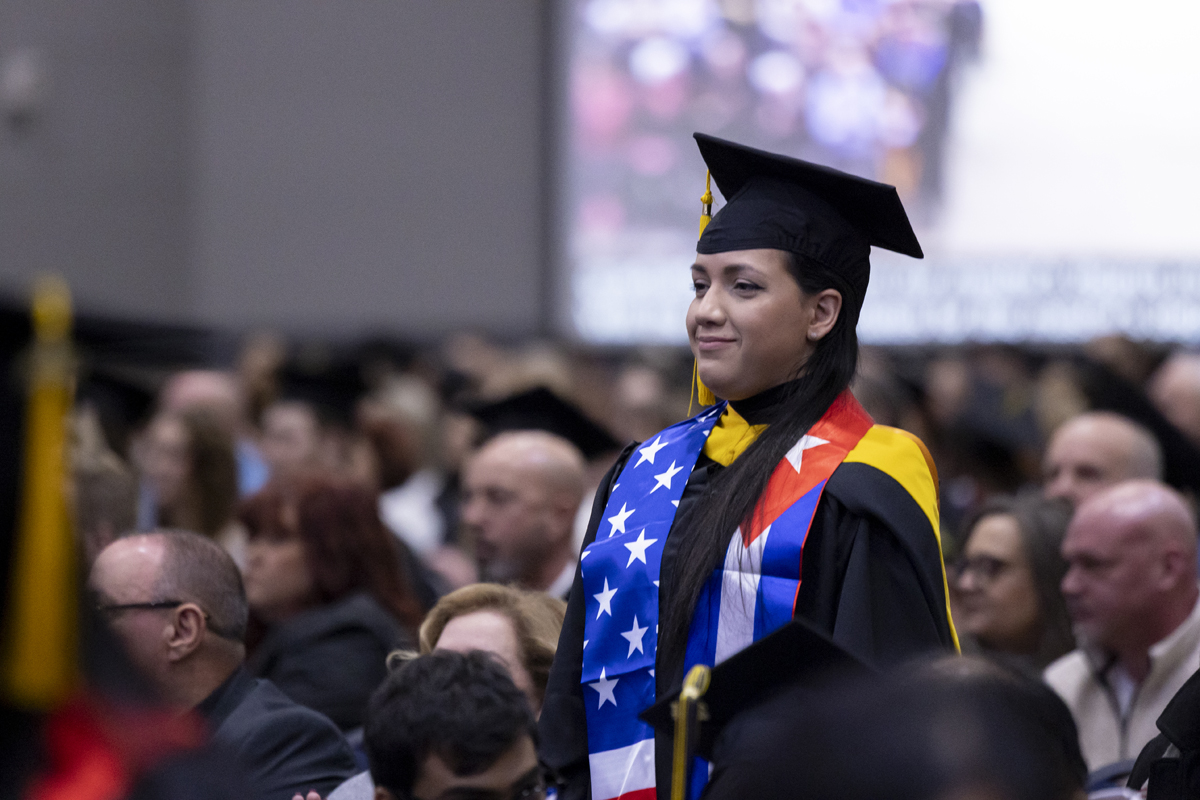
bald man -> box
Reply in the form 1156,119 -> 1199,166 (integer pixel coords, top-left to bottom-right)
461,431 -> 586,599
1043,411 -> 1163,507
1044,481 -> 1200,771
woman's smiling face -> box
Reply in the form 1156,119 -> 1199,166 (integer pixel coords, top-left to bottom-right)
688,248 -> 825,401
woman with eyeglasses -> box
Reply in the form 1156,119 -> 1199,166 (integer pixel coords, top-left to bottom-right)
950,494 -> 1075,673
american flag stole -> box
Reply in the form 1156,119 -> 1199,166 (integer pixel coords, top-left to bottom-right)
581,392 -> 873,800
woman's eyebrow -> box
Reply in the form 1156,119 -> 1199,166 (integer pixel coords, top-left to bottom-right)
721,263 -> 763,277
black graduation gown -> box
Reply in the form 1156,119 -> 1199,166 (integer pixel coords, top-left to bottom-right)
247,592 -> 411,731
539,405 -> 956,800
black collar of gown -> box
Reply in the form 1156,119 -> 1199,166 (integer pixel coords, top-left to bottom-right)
726,379 -> 805,426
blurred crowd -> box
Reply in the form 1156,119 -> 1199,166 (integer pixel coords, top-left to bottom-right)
69,328 -> 1200,799
573,0 -> 982,254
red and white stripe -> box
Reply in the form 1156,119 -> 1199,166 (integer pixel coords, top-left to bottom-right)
589,738 -> 656,800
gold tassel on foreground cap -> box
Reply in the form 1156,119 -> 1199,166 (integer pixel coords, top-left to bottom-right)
671,664 -> 712,800
1,276 -> 77,708
690,361 -> 716,414
698,170 -> 713,239
690,169 -> 717,413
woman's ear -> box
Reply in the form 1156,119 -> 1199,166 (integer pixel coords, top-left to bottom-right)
806,289 -> 842,341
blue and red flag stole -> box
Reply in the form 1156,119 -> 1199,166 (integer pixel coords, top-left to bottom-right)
580,392 -> 873,800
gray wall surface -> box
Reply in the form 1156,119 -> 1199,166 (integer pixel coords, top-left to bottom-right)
0,2 -> 549,337
189,2 -> 548,336
0,0 -> 191,320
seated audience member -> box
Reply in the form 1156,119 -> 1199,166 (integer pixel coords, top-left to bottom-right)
329,650 -> 542,800
1042,411 -> 1162,507
260,399 -> 324,484
73,409 -> 139,563
951,494 -> 1075,673
140,409 -> 244,561
1149,352 -> 1200,448
160,369 -> 270,496
416,583 -> 566,715
323,585 -> 565,800
461,431 -> 585,598
357,375 -> 448,558
240,476 -> 424,730
1045,480 -> 1200,772
89,530 -> 357,800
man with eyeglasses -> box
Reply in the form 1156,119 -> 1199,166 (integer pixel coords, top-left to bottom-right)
321,649 -> 554,800
90,530 -> 357,800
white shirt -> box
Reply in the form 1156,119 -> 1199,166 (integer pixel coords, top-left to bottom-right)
378,469 -> 445,556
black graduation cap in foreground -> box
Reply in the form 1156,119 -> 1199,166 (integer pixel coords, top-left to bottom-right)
694,133 -> 922,303
469,387 -> 621,460
640,618 -> 873,763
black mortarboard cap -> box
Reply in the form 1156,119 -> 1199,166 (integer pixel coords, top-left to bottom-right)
640,618 -> 873,762
695,133 -> 923,303
469,387 -> 621,460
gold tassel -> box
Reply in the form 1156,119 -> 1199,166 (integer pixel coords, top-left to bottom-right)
698,170 -> 713,239
692,360 -> 716,407
1,276 -> 77,708
671,664 -> 712,800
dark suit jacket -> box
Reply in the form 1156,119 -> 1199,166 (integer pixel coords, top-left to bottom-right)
247,592 -> 411,730
198,667 -> 358,800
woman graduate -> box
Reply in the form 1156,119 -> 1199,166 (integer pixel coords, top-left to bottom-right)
538,134 -> 959,800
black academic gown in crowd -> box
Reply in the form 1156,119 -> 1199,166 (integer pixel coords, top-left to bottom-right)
198,667 -> 358,800
247,592 -> 411,731
539,392 -> 957,800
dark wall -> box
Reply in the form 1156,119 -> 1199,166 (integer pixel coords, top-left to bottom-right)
1,2 -> 548,337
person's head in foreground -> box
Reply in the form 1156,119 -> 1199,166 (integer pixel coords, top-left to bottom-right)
1042,411 -> 1162,507
89,530 -> 248,708
413,583 -> 566,716
1060,479 -> 1198,667
460,430 -> 584,592
951,493 -> 1074,670
365,650 -> 542,800
703,655 -> 1087,800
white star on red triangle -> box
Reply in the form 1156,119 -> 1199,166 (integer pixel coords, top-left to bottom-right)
784,434 -> 829,473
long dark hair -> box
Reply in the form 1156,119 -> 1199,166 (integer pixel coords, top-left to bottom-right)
960,493 -> 1075,669
239,474 -> 425,632
658,250 -> 865,678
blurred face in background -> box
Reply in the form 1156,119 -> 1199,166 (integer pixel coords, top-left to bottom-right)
460,434 -> 579,588
243,504 -> 316,623
951,513 -> 1041,654
1060,505 -> 1159,652
143,414 -> 191,510
1043,414 -> 1160,507
434,608 -> 538,713
260,401 -> 321,481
